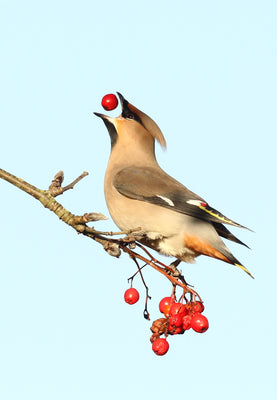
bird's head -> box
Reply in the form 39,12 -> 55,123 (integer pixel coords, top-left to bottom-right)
94,93 -> 166,152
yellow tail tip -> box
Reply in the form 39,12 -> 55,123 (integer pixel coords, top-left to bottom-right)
235,263 -> 254,279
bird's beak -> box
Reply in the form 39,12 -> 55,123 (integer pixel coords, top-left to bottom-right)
94,93 -> 130,148
94,112 -> 118,148
116,92 -> 130,116
116,92 -> 127,110
94,112 -> 109,121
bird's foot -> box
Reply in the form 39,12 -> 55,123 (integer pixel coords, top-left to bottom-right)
166,259 -> 191,286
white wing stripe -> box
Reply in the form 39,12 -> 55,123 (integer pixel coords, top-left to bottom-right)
156,195 -> 174,207
186,199 -> 202,206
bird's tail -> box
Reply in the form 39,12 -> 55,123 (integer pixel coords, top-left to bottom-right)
219,246 -> 254,279
234,262 -> 254,279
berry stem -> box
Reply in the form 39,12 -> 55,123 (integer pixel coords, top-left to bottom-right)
130,257 -> 151,320
127,263 -> 147,284
120,242 -> 202,304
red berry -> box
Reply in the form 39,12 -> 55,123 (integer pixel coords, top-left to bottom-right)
163,303 -> 174,317
182,314 -> 192,330
152,338 -> 169,356
167,324 -> 174,334
190,301 -> 205,314
169,314 -> 183,328
159,297 -> 173,314
101,94 -> 118,111
124,288 -> 139,305
191,313 -> 209,333
184,302 -> 192,313
168,324 -> 184,335
169,302 -> 187,318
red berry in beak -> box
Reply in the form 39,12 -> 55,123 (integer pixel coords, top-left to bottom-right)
101,93 -> 118,111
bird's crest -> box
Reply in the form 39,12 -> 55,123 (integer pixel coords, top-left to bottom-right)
127,102 -> 167,149
116,91 -> 167,149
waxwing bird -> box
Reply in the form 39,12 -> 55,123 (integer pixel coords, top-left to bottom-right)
94,93 -> 253,278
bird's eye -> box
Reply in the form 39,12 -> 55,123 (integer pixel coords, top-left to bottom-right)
126,113 -> 135,120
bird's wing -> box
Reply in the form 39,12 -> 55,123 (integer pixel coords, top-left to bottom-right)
113,166 -> 250,230
211,222 -> 249,247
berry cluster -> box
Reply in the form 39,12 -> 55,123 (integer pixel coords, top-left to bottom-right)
150,297 -> 209,355
124,287 -> 209,356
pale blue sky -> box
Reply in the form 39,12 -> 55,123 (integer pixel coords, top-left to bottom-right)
0,1 -> 276,399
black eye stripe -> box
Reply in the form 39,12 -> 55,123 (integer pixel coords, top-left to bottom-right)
121,98 -> 145,127
122,108 -> 143,125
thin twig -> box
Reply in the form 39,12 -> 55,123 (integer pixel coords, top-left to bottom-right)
128,264 -> 147,283
92,227 -> 141,236
131,258 -> 151,320
49,171 -> 89,197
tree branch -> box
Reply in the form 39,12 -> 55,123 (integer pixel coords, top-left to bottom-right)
0,167 -> 201,309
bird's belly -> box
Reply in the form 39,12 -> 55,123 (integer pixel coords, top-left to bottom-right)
106,195 -> 200,262
107,195 -> 182,237
139,233 -> 199,263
